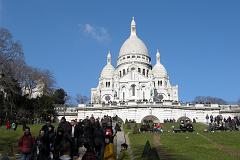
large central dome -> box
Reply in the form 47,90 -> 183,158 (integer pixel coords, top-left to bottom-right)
119,18 -> 149,57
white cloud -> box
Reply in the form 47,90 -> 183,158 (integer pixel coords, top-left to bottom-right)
79,23 -> 111,43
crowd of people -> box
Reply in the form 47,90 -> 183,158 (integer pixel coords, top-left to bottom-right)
17,115 -> 128,160
163,119 -> 176,123
206,115 -> 240,131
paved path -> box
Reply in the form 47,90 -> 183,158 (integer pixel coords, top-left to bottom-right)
116,130 -> 126,156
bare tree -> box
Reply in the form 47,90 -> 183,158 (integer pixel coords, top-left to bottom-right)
193,96 -> 226,105
92,93 -> 101,104
0,28 -> 23,68
39,69 -> 55,96
76,94 -> 89,104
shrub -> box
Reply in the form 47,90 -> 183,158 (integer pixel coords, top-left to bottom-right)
132,123 -> 140,134
126,123 -> 131,130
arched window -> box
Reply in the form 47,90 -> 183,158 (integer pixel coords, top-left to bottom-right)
123,69 -> 126,75
120,71 -> 122,77
138,68 -> 141,73
131,84 -> 136,96
147,70 -> 149,77
105,82 -> 110,87
143,69 -> 145,76
158,80 -> 162,86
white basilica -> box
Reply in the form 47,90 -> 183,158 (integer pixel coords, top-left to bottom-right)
91,18 -> 178,104
59,18 -> 239,123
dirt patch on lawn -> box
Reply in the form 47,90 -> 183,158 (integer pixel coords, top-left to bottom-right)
152,134 -> 173,160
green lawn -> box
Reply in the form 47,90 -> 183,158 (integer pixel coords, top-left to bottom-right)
125,123 -> 240,160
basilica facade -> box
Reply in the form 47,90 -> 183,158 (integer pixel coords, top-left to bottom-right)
91,18 -> 178,104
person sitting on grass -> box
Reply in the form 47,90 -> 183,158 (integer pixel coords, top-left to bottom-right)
117,143 -> 128,160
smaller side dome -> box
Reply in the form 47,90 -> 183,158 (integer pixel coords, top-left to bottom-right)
101,51 -> 115,78
152,50 -> 168,78
101,64 -> 115,78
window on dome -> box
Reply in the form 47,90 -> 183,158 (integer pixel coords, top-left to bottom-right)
138,68 -> 141,73
106,82 -> 111,87
120,71 -> 122,77
137,56 -> 141,58
132,56 -> 135,58
127,56 -> 130,58
131,67 -> 135,71
142,56 -> 145,59
147,70 -> 149,77
123,57 -> 125,60
158,80 -> 162,86
123,69 -> 126,75
142,69 -> 145,75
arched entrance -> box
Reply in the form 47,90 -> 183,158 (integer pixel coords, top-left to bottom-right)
177,116 -> 191,122
141,115 -> 160,124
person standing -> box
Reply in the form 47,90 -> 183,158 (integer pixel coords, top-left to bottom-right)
103,137 -> 115,160
6,120 -> 11,130
11,121 -> 16,131
18,127 -> 35,160
117,143 -> 128,160
59,117 -> 71,138
70,119 -> 78,159
206,114 -> 209,124
35,130 -> 50,160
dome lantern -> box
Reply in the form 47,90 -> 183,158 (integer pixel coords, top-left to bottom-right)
131,17 -> 136,36
107,51 -> 111,64
156,49 -> 160,64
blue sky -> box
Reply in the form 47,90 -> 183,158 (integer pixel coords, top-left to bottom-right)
1,0 -> 240,103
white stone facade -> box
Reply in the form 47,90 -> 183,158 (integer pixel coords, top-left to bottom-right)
91,18 -> 178,104
72,18 -> 240,124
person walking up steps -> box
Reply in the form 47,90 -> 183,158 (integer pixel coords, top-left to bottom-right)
18,126 -> 35,160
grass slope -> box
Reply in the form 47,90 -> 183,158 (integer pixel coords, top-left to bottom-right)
125,123 -> 240,160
